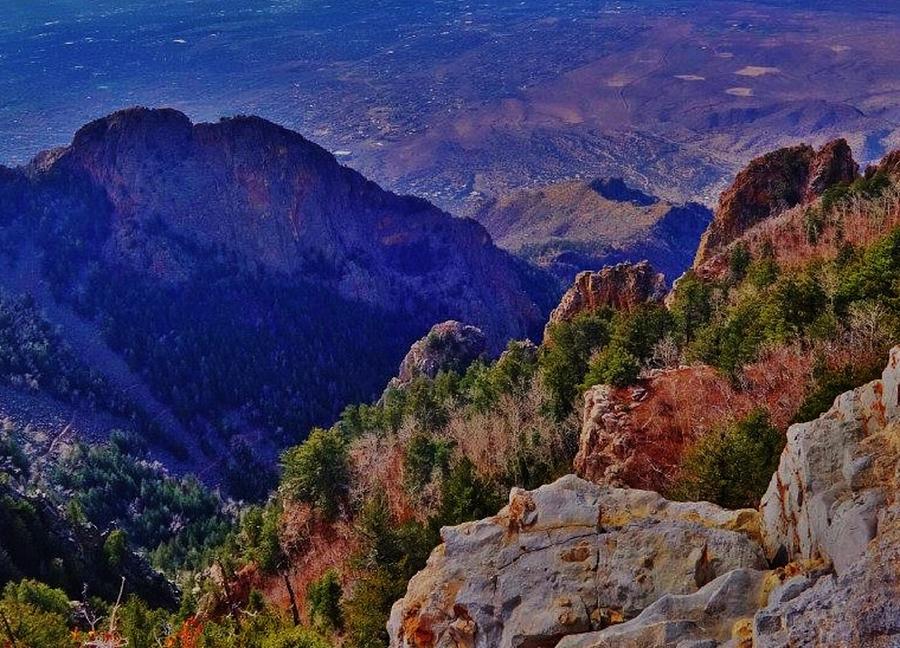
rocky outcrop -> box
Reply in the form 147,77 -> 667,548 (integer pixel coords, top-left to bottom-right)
694,139 -> 858,265
753,506 -> 900,647
870,149 -> 900,182
557,568 -> 771,648
546,262 -> 666,335
390,347 -> 900,648
573,348 -> 811,493
387,475 -> 765,648
390,321 -> 487,388
759,346 -> 900,575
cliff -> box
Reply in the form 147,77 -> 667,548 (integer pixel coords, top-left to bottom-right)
545,261 -> 666,336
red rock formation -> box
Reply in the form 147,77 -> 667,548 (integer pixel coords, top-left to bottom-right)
574,346 -> 815,493
871,149 -> 900,181
694,139 -> 858,266
546,261 -> 665,335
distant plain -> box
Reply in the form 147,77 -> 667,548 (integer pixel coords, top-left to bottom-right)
3,0 -> 900,213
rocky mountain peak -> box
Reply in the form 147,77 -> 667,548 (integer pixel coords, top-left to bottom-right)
390,320 -> 487,388
12,107 -> 551,350
694,139 -> 858,265
546,261 -> 666,335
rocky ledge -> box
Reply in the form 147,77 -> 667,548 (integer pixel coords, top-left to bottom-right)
388,347 -> 900,647
545,261 -> 666,337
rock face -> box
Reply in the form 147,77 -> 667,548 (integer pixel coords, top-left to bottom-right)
387,475 -> 765,648
546,261 -> 666,334
759,346 -> 900,575
391,321 -> 487,388
694,139 -> 858,265
390,347 -> 900,648
753,506 -> 900,647
557,568 -> 771,648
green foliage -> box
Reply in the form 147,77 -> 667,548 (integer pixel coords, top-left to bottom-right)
0,486 -> 79,593
792,357 -> 884,424
247,502 -> 286,574
103,529 -> 128,570
834,228 -> 900,311
403,433 -> 453,493
583,345 -> 640,388
307,570 -> 343,633
0,426 -> 29,483
689,273 -> 826,375
746,256 -> 779,288
224,438 -> 278,503
72,249 -> 412,460
539,310 -> 611,417
118,595 -> 171,648
728,243 -> 751,281
803,206 -> 826,243
3,579 -> 71,617
51,437 -> 230,574
0,580 -> 74,648
821,171 -> 892,214
670,410 -> 784,509
503,427 -> 578,492
281,428 -> 349,519
260,626 -> 332,648
434,458 -> 503,529
0,292 -> 123,413
669,273 -> 713,344
343,492 -> 434,648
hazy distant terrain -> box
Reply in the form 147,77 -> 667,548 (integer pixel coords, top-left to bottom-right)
3,0 -> 900,214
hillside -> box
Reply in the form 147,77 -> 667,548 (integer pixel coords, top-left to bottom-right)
198,139 -> 900,647
476,177 -> 712,283
0,107 -> 557,487
1,136 -> 899,648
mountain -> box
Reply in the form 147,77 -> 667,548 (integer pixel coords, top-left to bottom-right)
694,139 -> 858,266
475,177 -> 712,283
0,107 -> 556,485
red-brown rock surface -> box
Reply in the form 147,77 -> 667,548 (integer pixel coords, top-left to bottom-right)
574,346 -> 814,493
546,261 -> 665,335
693,139 -> 858,266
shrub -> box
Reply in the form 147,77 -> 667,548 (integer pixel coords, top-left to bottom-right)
669,410 -> 784,509
435,458 -> 503,529
582,345 -> 640,388
103,529 -> 128,570
261,626 -> 331,648
403,433 -> 452,492
343,492 -> 434,648
281,428 -> 349,519
0,580 -> 74,648
669,273 -> 713,345
728,243 -> 751,281
307,570 -> 343,633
